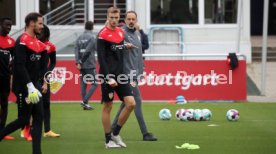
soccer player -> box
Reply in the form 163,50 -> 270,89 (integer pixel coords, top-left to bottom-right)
0,12 -> 47,154
97,7 -> 136,148
38,24 -> 60,137
112,11 -> 157,141
0,17 -> 15,140
75,21 -> 98,110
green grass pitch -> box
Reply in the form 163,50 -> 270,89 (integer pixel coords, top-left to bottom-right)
1,102 -> 276,154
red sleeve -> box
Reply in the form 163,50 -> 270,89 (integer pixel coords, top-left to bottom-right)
45,41 -> 56,53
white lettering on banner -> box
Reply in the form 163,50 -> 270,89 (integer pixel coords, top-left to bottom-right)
138,70 -> 233,90
45,67 -> 233,92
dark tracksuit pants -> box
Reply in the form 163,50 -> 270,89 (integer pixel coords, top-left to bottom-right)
42,84 -> 51,132
0,83 -> 43,154
112,80 -> 148,135
0,78 -> 10,131
80,68 -> 98,104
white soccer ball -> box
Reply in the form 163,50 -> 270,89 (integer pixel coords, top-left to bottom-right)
226,109 -> 239,121
159,108 -> 172,120
193,109 -> 203,121
201,109 -> 212,121
186,109 -> 194,121
175,109 -> 185,121
180,109 -> 194,121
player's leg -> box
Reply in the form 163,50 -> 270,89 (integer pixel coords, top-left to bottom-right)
101,83 -> 120,148
82,69 -> 98,109
102,101 -> 112,141
103,101 -> 122,148
0,94 -> 8,131
113,96 -> 135,133
43,84 -> 50,133
111,84 -> 135,147
101,83 -> 113,143
80,69 -> 87,103
0,81 -> 16,140
80,69 -> 92,110
131,82 -> 157,141
0,92 -> 32,141
131,82 -> 148,134
17,95 -> 25,137
111,102 -> 125,131
0,78 -> 10,131
43,84 -> 60,137
31,98 -> 43,154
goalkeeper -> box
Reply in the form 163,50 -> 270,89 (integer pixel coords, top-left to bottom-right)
0,12 -> 47,154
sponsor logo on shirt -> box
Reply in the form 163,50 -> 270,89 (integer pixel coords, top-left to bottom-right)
30,54 -> 41,61
0,49 -> 10,55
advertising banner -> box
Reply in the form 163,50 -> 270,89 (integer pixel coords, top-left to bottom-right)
9,60 -> 246,102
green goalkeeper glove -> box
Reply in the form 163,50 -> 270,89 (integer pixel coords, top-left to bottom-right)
27,82 -> 42,104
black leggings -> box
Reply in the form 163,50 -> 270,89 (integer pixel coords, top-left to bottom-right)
0,77 -> 10,131
0,92 -> 44,154
0,92 -> 9,130
42,84 -> 51,132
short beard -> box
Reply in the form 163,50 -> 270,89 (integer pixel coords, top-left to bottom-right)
34,29 -> 40,36
127,24 -> 135,29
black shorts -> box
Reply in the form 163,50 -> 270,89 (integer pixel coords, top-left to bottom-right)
0,77 -> 10,93
101,82 -> 133,103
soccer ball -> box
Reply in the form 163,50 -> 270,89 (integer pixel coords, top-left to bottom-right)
180,109 -> 194,121
175,109 -> 185,121
226,109 -> 239,121
193,109 -> 203,121
159,108 -> 172,120
201,109 -> 212,121
186,109 -> 194,121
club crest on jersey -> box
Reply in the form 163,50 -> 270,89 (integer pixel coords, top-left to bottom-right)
48,67 -> 66,94
118,31 -> 123,38
108,92 -> 114,99
46,45 -> 50,51
130,82 -> 137,87
7,39 -> 12,45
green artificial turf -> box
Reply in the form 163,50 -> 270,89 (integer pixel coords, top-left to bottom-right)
1,102 -> 276,154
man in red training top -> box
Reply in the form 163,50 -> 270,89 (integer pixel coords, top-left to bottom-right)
97,7 -> 136,148
38,24 -> 60,138
0,17 -> 15,140
0,12 -> 48,154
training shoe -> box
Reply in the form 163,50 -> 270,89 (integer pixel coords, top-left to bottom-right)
105,140 -> 121,149
44,130 -> 61,137
143,133 -> 157,141
23,125 -> 31,138
22,126 -> 32,141
20,130 -> 24,138
81,103 -> 94,110
3,135 -> 15,140
111,134 -> 127,147
26,135 -> 32,142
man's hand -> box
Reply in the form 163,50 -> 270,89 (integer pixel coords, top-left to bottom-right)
124,43 -> 138,49
27,82 -> 42,104
76,64 -> 81,70
42,82 -> 48,94
107,78 -> 118,87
